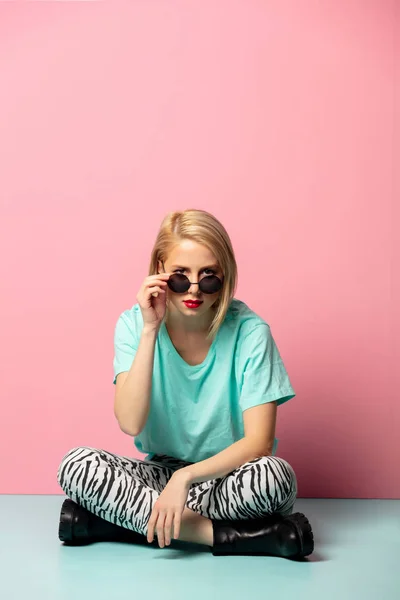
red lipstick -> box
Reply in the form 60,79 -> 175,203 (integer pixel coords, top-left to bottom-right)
183,300 -> 203,309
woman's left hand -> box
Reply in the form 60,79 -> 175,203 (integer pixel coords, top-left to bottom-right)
147,470 -> 192,548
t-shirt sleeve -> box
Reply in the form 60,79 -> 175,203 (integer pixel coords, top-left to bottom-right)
238,323 -> 296,411
112,311 -> 139,385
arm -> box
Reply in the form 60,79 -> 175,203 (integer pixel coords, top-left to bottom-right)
175,401 -> 277,485
114,325 -> 159,436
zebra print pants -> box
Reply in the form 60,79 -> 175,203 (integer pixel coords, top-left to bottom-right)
57,446 -> 298,536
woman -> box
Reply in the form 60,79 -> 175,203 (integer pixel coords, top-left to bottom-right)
57,209 -> 314,559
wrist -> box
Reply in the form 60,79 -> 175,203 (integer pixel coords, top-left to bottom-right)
142,325 -> 160,337
172,468 -> 194,486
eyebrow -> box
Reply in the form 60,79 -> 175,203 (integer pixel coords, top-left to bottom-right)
170,264 -> 219,270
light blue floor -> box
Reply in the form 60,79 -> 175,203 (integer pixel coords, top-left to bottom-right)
0,496 -> 399,600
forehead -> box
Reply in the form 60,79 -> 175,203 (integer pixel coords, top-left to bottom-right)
167,240 -> 218,265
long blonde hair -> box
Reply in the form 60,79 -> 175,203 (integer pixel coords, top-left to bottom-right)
148,209 -> 238,341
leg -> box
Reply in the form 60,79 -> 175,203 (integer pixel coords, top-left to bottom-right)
186,455 -> 298,520
177,455 -> 297,548
57,446 -> 176,535
177,507 -> 214,546
57,446 -> 213,545
56,448 -> 310,554
184,456 -> 313,558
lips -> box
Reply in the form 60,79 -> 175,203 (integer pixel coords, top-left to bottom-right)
183,300 -> 202,305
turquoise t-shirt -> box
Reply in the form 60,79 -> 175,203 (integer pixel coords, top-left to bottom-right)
113,298 -> 295,463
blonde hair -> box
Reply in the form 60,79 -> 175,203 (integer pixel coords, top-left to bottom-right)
148,209 -> 238,341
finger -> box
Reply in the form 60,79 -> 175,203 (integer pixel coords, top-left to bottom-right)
147,510 -> 158,544
173,511 -> 182,540
142,279 -> 168,297
148,285 -> 166,298
147,283 -> 167,293
157,512 -> 166,548
147,280 -> 168,288
147,274 -> 171,282
164,512 -> 174,546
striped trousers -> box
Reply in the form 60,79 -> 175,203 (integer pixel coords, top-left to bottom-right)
57,446 -> 298,536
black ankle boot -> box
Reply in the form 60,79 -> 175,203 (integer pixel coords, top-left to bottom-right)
211,512 -> 314,559
58,498 -> 149,546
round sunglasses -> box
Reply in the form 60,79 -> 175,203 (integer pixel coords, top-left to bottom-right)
161,261 -> 223,295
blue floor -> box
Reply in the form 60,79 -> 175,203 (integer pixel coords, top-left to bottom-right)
0,496 -> 399,600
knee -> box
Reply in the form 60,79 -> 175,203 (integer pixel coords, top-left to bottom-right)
243,456 -> 298,499
261,455 -> 297,491
56,446 -> 98,490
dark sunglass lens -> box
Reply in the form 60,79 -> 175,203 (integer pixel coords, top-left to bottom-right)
167,273 -> 190,293
200,276 -> 222,294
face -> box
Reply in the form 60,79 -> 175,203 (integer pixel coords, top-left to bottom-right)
158,240 -> 223,316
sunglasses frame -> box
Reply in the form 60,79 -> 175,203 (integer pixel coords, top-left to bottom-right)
161,260 -> 223,295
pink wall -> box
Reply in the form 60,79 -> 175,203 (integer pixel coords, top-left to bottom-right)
0,1 -> 398,498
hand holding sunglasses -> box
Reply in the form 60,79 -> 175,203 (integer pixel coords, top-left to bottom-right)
137,272 -> 171,329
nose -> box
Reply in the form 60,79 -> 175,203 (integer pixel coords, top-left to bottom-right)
189,282 -> 200,291
188,281 -> 202,295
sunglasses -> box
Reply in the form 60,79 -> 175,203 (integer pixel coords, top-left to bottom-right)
161,260 -> 223,295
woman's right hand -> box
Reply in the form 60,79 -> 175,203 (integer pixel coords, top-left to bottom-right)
136,272 -> 171,329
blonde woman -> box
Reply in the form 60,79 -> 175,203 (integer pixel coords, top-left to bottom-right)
57,209 -> 314,559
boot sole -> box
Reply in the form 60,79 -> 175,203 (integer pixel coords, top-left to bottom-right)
59,498 -> 90,545
283,512 -> 314,558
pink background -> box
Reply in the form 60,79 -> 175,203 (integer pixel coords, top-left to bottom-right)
0,1 -> 398,498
